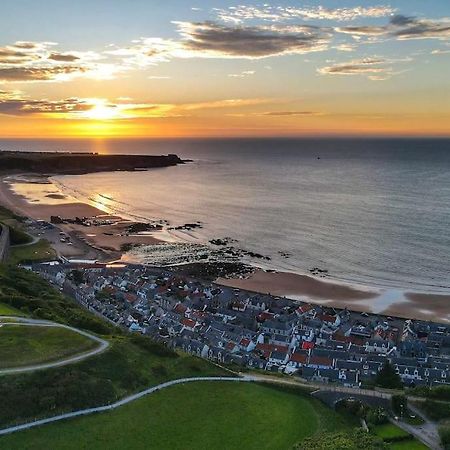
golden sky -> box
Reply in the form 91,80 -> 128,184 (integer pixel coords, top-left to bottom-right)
0,1 -> 449,137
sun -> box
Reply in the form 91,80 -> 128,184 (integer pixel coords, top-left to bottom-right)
83,99 -> 120,120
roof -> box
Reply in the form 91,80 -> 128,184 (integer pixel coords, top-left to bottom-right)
290,352 -> 308,364
181,318 -> 196,329
309,356 -> 333,367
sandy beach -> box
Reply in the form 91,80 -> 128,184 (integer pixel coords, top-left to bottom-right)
0,175 -> 162,261
218,269 -> 450,324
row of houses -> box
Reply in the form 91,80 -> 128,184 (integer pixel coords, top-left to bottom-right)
34,262 -> 450,388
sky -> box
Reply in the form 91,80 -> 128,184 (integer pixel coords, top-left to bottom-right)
0,0 -> 449,138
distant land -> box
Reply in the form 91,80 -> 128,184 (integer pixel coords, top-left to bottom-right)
0,151 -> 185,175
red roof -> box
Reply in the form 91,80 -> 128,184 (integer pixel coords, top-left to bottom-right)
319,314 -> 336,323
296,304 -> 313,315
257,311 -> 274,322
124,293 -> 138,303
174,303 -> 188,314
240,338 -> 251,347
181,318 -> 196,329
309,356 -> 333,367
301,340 -> 315,350
290,352 -> 308,364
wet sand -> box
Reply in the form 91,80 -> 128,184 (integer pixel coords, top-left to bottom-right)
217,269 -> 378,302
217,269 -> 450,323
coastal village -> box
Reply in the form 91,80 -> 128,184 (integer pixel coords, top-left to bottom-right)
35,262 -> 450,389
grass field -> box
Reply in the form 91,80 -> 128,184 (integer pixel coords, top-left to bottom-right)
387,440 -> 428,449
0,325 -> 98,369
0,302 -> 25,316
372,423 -> 411,440
371,423 -> 428,450
8,239 -> 56,265
0,382 -> 354,450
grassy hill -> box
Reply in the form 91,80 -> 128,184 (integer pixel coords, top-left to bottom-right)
0,324 -> 98,369
0,382 -> 355,450
0,264 -> 228,428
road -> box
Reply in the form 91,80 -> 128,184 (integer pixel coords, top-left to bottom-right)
0,376 -> 253,436
0,316 -> 109,375
391,403 -> 443,450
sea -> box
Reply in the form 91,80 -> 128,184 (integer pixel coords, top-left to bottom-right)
2,137 -> 450,293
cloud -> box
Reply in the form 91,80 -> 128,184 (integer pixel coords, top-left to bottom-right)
47,52 -> 80,62
214,5 -> 396,24
336,15 -> 450,40
174,21 -> 331,58
260,111 -> 320,116
0,91 -> 93,115
318,57 -> 392,79
0,66 -> 89,82
390,15 -> 450,40
228,70 -> 255,77
0,41 -> 115,83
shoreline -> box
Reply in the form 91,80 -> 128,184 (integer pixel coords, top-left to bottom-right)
0,174 -> 164,262
1,173 -> 449,324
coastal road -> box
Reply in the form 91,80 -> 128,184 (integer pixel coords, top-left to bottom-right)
0,316 -> 109,375
0,376 -> 253,436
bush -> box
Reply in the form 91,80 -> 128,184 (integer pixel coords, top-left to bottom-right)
439,424 -> 450,450
366,407 -> 389,425
295,429 -> 385,449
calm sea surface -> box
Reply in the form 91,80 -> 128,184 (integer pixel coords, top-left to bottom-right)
2,138 -> 450,292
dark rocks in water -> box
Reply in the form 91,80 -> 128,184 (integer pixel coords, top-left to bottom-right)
216,245 -> 271,261
309,267 -> 329,276
171,222 -> 203,231
209,237 -> 237,246
127,222 -> 162,233
278,251 -> 291,258
168,261 -> 253,281
50,215 -> 65,224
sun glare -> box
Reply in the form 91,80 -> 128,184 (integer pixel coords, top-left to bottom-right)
83,99 -> 120,121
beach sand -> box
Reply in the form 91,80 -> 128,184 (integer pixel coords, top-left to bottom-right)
217,269 -> 450,323
217,269 -> 378,302
0,176 -> 162,260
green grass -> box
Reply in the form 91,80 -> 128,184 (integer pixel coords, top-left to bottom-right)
0,381 -> 354,450
0,325 -> 98,369
0,302 -> 25,316
372,423 -> 410,440
387,440 -> 428,449
8,239 -> 56,265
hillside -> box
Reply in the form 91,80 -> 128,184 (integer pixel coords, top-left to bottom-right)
0,151 -> 184,174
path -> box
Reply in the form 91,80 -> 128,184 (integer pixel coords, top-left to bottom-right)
0,316 -> 109,375
391,403 -> 443,450
0,376 -> 253,436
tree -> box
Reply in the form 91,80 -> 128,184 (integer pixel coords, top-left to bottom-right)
70,269 -> 84,286
375,361 -> 403,389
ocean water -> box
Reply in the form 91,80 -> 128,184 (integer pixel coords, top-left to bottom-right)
2,138 -> 450,293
